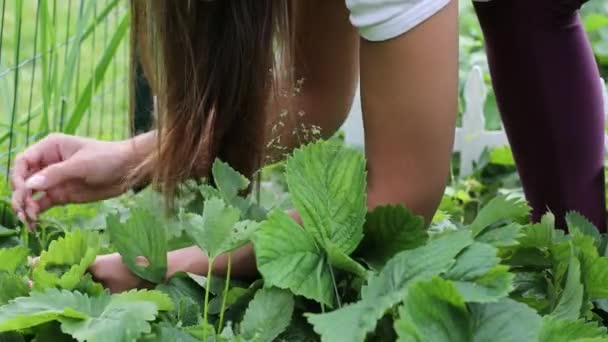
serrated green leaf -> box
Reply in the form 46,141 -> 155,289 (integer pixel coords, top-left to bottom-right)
518,213 -> 560,249
0,246 -> 28,274
566,212 -> 601,246
444,242 -> 513,303
72,274 -> 105,297
208,287 -> 248,315
60,300 -> 159,342
306,300 -> 386,342
240,288 -> 294,342
212,159 -> 250,205
32,230 -> 100,290
552,245 -> 584,320
476,223 -> 522,248
114,289 -> 174,311
470,196 -> 529,236
307,230 -> 473,342
156,272 -> 205,326
252,210 -> 333,307
107,208 -> 168,283
0,289 -> 172,341
0,274 -> 29,305
585,257 -> 608,299
183,198 -> 256,259
362,230 -> 473,300
395,277 -> 470,342
552,233 -> 608,301
469,298 -> 543,342
286,141 -> 366,254
452,265 -> 514,303
355,204 -> 427,269
325,243 -> 367,277
445,243 -> 499,281
539,316 -> 608,342
151,323 -> 200,342
0,289 -> 90,331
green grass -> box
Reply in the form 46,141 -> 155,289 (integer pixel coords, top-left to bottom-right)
0,0 -> 131,178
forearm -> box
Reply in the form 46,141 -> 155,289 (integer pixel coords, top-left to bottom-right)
120,130 -> 156,168
166,244 -> 258,280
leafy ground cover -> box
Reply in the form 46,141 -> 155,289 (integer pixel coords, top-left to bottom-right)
1,139 -> 608,341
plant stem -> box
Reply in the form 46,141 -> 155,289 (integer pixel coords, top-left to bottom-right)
217,253 -> 232,333
203,257 -> 214,340
328,265 -> 342,308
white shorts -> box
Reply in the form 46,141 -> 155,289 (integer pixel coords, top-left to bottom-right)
346,0 -> 451,42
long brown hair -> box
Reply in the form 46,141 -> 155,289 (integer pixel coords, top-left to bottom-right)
129,0 -> 292,206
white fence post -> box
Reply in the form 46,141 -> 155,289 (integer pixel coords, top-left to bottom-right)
453,66 -> 508,176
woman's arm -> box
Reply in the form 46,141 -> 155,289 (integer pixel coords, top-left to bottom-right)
361,0 -> 458,221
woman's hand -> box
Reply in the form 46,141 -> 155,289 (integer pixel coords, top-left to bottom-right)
10,133 -> 135,226
89,253 -> 149,293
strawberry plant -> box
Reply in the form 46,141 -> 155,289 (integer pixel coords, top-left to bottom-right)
1,139 -> 608,341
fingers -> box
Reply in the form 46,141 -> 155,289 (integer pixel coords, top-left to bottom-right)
11,134 -> 66,218
24,157 -> 83,193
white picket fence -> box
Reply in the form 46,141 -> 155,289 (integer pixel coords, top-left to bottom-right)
340,66 -> 608,177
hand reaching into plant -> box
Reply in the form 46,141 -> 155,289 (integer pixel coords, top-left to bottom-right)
88,253 -> 151,293
10,132 -> 154,227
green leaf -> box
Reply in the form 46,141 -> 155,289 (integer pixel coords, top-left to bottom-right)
152,323 -> 200,342
252,210 -> 333,307
183,198 -> 258,259
240,288 -> 294,342
469,298 -> 543,342
395,277 -> 470,342
566,212 -> 602,248
445,243 -> 499,281
0,274 -> 29,305
64,12 -> 130,134
0,246 -> 28,274
114,289 -> 174,311
32,230 -> 100,290
585,257 -> 608,300
212,159 -> 249,206
355,204 -> 427,269
0,289 -> 90,331
305,300 -> 385,342
476,223 -> 522,248
208,287 -> 248,315
539,316 -> 608,342
107,208 -> 168,284
453,265 -> 514,303
0,289 -> 172,341
307,230 -> 473,342
470,196 -> 529,236
551,247 -> 584,320
444,242 -> 514,303
518,215 -> 558,249
325,243 -> 367,277
362,230 -> 473,300
286,141 -> 366,254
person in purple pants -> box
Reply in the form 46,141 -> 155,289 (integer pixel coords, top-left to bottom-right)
473,0 -> 607,230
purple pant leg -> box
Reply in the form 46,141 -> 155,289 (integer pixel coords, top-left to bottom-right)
473,0 -> 606,230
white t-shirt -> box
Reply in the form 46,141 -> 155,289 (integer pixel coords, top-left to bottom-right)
346,0 -> 451,42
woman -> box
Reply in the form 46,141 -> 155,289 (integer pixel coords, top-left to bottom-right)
472,0 -> 607,230
10,0 -> 458,292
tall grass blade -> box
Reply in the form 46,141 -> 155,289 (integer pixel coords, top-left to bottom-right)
64,12 -> 129,135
